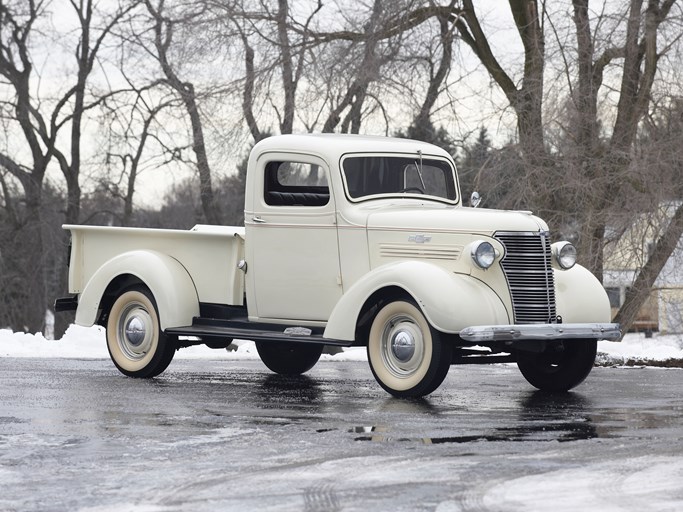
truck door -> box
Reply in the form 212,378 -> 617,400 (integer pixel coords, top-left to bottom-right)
245,154 -> 343,322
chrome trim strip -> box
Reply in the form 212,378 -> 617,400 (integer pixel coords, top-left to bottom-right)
459,323 -> 621,342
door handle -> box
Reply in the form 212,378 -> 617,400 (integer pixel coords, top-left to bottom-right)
252,216 -> 267,224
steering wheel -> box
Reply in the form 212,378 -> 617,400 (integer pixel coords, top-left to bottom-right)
399,187 -> 425,194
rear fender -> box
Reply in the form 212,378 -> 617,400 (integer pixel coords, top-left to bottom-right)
75,250 -> 199,330
323,261 -> 509,341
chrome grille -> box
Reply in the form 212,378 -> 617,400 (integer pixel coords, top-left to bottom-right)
495,231 -> 557,324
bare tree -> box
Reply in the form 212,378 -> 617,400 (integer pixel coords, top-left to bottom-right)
143,0 -> 220,224
320,0 -> 404,133
99,85 -> 176,226
0,0 -> 54,331
448,0 -> 683,334
0,0 -> 137,332
54,0 -> 139,226
453,0 -> 546,161
612,96 -> 683,333
567,0 -> 679,281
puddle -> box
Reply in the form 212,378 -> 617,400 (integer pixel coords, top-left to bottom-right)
350,423 -> 598,444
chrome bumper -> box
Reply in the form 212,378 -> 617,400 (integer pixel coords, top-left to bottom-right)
459,323 -> 621,343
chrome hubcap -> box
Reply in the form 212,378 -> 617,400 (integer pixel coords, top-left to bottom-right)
391,330 -> 416,362
381,315 -> 425,378
125,316 -> 146,346
117,302 -> 154,360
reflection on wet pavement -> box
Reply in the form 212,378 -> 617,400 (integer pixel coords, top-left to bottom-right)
349,391 -> 601,444
2,359 -> 683,512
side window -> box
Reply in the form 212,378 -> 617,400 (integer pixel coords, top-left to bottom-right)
264,161 -> 330,207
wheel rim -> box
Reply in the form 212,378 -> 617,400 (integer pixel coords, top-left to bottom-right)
380,314 -> 425,378
116,301 -> 155,361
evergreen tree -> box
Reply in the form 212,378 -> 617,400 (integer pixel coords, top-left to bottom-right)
459,127 -> 492,203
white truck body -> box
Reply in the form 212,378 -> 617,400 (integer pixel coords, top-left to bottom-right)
58,134 -> 620,397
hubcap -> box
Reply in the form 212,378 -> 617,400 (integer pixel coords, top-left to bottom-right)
125,316 -> 146,346
117,302 -> 154,360
381,315 -> 425,378
391,330 -> 416,362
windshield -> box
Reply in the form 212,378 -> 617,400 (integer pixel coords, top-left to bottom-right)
342,155 -> 457,202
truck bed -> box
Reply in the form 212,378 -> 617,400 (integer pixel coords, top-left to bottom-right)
65,224 -> 246,305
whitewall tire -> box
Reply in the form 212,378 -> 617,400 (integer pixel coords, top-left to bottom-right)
106,287 -> 176,378
367,300 -> 451,398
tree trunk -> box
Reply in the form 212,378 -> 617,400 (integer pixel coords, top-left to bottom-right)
277,0 -> 295,134
182,83 -> 220,225
614,204 -> 683,336
22,181 -> 48,333
148,1 -> 220,224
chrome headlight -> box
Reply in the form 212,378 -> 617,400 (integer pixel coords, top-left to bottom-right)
553,241 -> 577,270
471,240 -> 496,270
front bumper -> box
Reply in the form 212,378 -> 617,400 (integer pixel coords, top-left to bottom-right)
459,323 -> 621,343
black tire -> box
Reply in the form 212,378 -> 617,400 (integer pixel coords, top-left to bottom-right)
106,286 -> 176,378
366,300 -> 452,398
255,341 -> 323,375
516,339 -> 597,392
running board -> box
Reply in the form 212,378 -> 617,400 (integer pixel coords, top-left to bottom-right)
165,322 -> 353,347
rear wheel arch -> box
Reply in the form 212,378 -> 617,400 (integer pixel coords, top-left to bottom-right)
75,251 -> 200,331
98,274 -> 146,326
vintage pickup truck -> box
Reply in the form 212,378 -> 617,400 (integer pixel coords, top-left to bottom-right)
56,134 -> 620,397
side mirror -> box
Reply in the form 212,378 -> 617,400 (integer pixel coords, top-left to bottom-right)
470,191 -> 482,208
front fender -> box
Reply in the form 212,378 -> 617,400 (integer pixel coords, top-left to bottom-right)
75,250 -> 199,330
324,261 -> 510,341
554,264 -> 612,323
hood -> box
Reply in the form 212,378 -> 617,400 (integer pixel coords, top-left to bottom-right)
365,203 -> 548,235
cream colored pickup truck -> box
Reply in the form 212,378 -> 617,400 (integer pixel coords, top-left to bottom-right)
56,134 -> 619,397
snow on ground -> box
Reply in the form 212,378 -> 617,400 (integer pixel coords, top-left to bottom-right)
0,324 -> 368,361
1,325 -> 683,366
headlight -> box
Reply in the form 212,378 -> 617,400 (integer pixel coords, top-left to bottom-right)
471,240 -> 496,269
553,241 -> 577,270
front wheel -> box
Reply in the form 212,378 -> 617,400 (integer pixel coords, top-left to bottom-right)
106,286 -> 176,378
256,342 -> 323,375
367,300 -> 452,398
516,339 -> 597,392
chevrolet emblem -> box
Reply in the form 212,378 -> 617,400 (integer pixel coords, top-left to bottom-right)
408,234 -> 432,243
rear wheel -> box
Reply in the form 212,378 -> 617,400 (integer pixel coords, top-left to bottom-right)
516,339 -> 597,392
367,300 -> 451,398
106,286 -> 176,378
256,342 -> 323,375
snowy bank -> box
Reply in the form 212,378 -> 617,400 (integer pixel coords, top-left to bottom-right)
1,325 -> 683,366
0,324 -> 368,362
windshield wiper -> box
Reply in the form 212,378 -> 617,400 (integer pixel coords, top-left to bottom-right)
414,150 -> 426,189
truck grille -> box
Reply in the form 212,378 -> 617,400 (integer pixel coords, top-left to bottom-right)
494,231 -> 557,324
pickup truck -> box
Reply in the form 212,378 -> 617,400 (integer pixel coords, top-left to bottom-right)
56,134 -> 620,397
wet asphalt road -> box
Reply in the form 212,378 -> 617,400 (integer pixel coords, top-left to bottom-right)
1,357 -> 682,512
